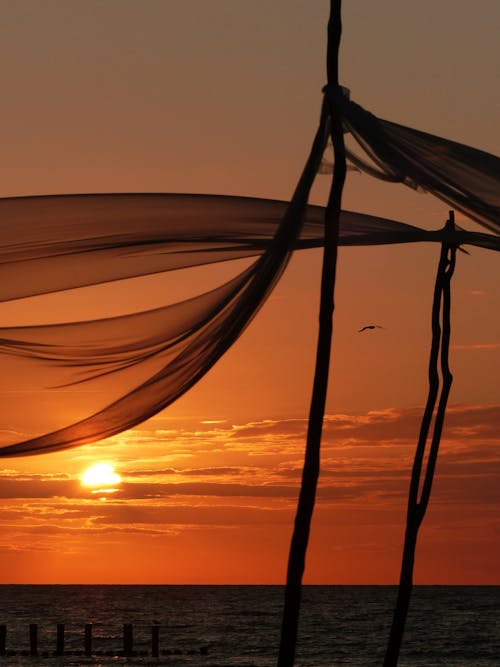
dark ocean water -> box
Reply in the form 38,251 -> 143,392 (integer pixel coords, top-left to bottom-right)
0,586 -> 497,666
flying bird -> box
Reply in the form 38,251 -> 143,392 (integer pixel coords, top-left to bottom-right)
357,325 -> 385,333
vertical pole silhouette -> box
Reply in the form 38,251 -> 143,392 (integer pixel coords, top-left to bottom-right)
383,212 -> 457,666
123,623 -> 133,656
29,624 -> 38,656
84,623 -> 92,657
0,625 -> 5,655
152,625 -> 160,657
56,623 -> 65,656
277,2 -> 346,666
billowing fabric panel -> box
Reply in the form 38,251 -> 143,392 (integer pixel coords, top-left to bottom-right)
0,191 -> 497,457
0,94 -> 498,457
338,95 -> 500,235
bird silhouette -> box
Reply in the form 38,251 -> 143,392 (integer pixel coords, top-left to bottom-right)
357,325 -> 385,333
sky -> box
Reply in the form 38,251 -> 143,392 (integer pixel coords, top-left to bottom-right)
0,0 -> 498,584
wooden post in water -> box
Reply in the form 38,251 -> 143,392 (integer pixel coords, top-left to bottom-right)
56,623 -> 64,655
84,623 -> 92,656
29,624 -> 38,656
151,625 -> 160,657
123,623 -> 133,656
0,624 -> 6,655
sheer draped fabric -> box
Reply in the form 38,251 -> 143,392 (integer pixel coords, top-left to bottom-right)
0,95 -> 498,457
337,95 -> 500,235
0,98 -> 332,457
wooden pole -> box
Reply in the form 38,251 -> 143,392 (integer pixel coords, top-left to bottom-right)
152,625 -> 160,657
383,212 -> 456,666
277,2 -> 346,666
29,624 -> 38,656
0,624 -> 5,655
84,623 -> 92,657
123,623 -> 133,656
56,623 -> 65,655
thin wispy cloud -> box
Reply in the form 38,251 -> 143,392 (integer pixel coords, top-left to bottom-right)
0,403 -> 497,573
451,343 -> 500,350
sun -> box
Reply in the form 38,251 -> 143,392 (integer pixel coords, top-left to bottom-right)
81,463 -> 121,491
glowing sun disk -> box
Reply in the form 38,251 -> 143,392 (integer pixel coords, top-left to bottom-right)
81,463 -> 121,488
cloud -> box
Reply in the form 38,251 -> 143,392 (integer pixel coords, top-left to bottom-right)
445,404 -> 500,439
0,403 -> 496,584
118,481 -> 301,499
0,403 -> 497,513
200,420 -> 227,425
124,466 -> 248,478
0,479 -> 78,499
89,504 -> 293,527
0,522 -> 172,537
230,418 -> 306,438
219,408 -> 414,446
452,343 -> 500,351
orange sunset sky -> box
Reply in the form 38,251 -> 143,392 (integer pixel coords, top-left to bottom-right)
0,1 -> 498,584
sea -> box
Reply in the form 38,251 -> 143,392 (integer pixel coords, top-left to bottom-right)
0,586 -> 497,666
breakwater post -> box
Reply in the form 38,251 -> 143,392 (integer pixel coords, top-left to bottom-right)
0,623 -> 209,657
123,623 -> 133,656
152,625 -> 160,657
0,624 -> 6,655
84,623 -> 92,656
56,623 -> 64,655
29,624 -> 37,656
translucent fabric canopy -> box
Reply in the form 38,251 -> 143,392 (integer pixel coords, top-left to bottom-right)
338,94 -> 500,235
0,97 -> 498,457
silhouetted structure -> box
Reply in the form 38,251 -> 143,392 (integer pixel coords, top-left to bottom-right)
278,2 -> 345,667
0,4 -> 497,667
384,212 -> 457,666
0,622 -> 205,658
